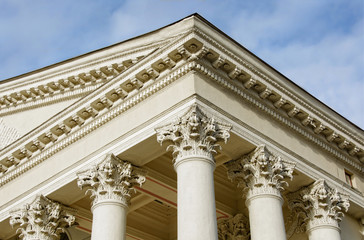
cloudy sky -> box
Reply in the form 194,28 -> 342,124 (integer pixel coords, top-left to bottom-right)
0,0 -> 363,128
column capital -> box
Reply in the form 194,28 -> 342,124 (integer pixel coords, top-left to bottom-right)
287,179 -> 350,233
225,145 -> 295,200
77,154 -> 146,207
218,213 -> 250,240
155,104 -> 231,163
9,195 -> 76,240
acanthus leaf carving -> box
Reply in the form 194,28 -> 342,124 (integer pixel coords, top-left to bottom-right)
218,213 -> 250,240
9,195 -> 76,240
155,104 -> 231,162
287,179 -> 350,233
225,145 -> 295,199
77,154 -> 147,207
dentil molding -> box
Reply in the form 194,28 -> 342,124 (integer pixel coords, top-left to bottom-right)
0,27 -> 363,189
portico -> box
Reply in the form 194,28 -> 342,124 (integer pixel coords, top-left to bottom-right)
0,14 -> 363,240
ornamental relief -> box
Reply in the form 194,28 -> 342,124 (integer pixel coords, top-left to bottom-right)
225,145 -> 295,199
0,33 -> 362,192
155,104 -> 231,162
77,154 -> 147,206
218,213 -> 250,240
286,179 -> 350,237
9,195 -> 76,240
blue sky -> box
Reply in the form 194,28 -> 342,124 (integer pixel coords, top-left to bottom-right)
0,0 -> 363,129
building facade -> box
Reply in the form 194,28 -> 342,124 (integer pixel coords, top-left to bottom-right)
0,14 -> 363,240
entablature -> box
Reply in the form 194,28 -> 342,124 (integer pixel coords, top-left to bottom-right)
0,98 -> 363,227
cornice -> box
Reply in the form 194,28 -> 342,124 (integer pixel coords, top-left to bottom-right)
192,60 -> 363,172
194,29 -> 364,161
0,27 -> 363,188
192,26 -> 363,144
0,33 -> 188,116
0,36 -> 177,91
0,54 -> 147,116
0,32 -> 200,186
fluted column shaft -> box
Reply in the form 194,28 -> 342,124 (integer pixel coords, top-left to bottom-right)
226,145 -> 295,240
77,154 -> 146,240
156,105 -> 231,240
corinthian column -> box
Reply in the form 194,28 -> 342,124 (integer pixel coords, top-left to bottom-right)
156,105 -> 231,240
9,195 -> 76,240
287,179 -> 350,240
225,145 -> 295,240
77,154 -> 146,240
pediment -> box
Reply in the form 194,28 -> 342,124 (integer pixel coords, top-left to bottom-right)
0,53 -> 150,149
0,21 -> 188,149
0,14 -> 363,189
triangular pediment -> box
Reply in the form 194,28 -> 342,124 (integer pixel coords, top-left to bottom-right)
0,53 -> 150,148
0,14 -> 363,189
0,19 -> 192,148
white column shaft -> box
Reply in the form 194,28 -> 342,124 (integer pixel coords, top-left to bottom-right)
247,195 -> 286,240
308,225 -> 341,240
175,156 -> 218,240
91,201 -> 127,240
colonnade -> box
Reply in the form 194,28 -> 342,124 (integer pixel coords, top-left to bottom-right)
9,106 -> 350,240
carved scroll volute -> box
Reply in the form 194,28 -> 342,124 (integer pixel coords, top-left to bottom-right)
77,154 -> 147,207
225,145 -> 295,199
155,104 -> 231,163
9,195 -> 76,240
287,179 -> 350,234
